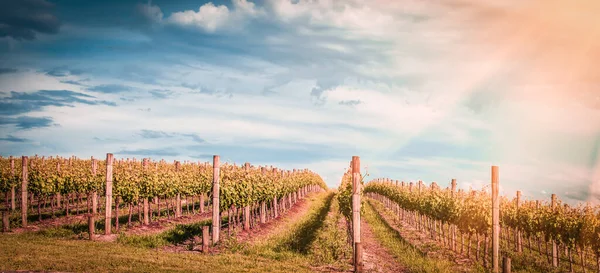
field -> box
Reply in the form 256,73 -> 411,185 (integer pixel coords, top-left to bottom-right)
1,155 -> 599,273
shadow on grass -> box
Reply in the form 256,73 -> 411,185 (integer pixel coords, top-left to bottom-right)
274,193 -> 334,254
117,215 -> 234,249
117,219 -> 212,248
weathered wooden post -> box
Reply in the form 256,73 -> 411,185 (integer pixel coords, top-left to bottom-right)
105,153 -> 114,235
88,214 -> 95,240
143,158 -> 150,225
243,162 -> 251,231
260,167 -> 267,224
516,191 -> 522,253
10,156 -> 15,211
175,161 -> 182,218
2,211 -> 8,232
212,155 -> 220,244
202,226 -> 209,252
451,178 -> 457,251
352,156 -> 363,273
492,166 -> 500,273
200,192 -> 205,213
273,168 -> 279,218
56,160 -> 62,209
551,194 -> 558,267
91,157 -> 98,215
21,156 -> 28,227
502,257 -> 511,273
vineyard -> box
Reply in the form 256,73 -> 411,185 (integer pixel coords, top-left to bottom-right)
363,178 -> 600,273
1,154 -> 599,273
0,154 -> 326,242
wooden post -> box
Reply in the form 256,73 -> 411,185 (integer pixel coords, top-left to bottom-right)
516,191 -> 522,253
175,161 -> 182,218
273,168 -> 279,219
56,160 -> 62,209
451,178 -> 457,251
551,194 -> 558,267
21,156 -> 28,227
243,163 -> 250,231
202,226 -> 209,252
260,167 -> 267,224
9,156 -> 15,211
352,156 -> 363,273
105,153 -> 113,235
199,192 -> 205,213
492,166 -> 500,273
2,211 -> 8,232
142,158 -> 150,225
502,257 -> 511,273
91,157 -> 98,215
451,179 -> 457,193
88,214 -> 95,240
212,155 -> 220,244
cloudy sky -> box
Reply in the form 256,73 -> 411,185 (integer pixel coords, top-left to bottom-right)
0,0 -> 599,204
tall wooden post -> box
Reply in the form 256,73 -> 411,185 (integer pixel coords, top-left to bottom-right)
2,211 -> 8,232
551,194 -> 558,267
451,178 -> 457,251
20,156 -> 28,227
516,191 -> 522,253
91,157 -> 98,215
143,158 -> 150,225
451,179 -> 457,193
200,193 -> 205,213
175,161 -> 182,218
212,155 -> 220,244
105,153 -> 113,235
202,226 -> 209,252
502,257 -> 512,273
492,166 -> 500,273
352,156 -> 363,273
273,168 -> 279,218
88,214 -> 95,240
56,161 -> 62,209
243,163 -> 250,231
260,167 -> 266,224
10,156 -> 15,211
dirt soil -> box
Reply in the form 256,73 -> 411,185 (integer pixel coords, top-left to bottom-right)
11,214 -> 90,233
361,218 -> 408,273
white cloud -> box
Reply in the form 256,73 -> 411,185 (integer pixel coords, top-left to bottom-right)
158,0 -> 265,32
168,3 -> 230,32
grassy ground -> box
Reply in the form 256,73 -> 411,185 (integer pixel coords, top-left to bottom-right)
0,192 -> 344,273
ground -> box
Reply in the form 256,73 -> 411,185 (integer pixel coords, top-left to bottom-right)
0,191 -> 489,273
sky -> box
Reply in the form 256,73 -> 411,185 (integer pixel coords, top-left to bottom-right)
0,0 -> 599,204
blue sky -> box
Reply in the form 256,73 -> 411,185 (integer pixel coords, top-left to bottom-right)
0,0 -> 599,204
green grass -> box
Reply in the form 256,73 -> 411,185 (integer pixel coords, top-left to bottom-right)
240,192 -> 334,259
364,200 -> 482,273
0,192 -> 338,273
0,232 -> 313,273
307,194 -> 352,269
